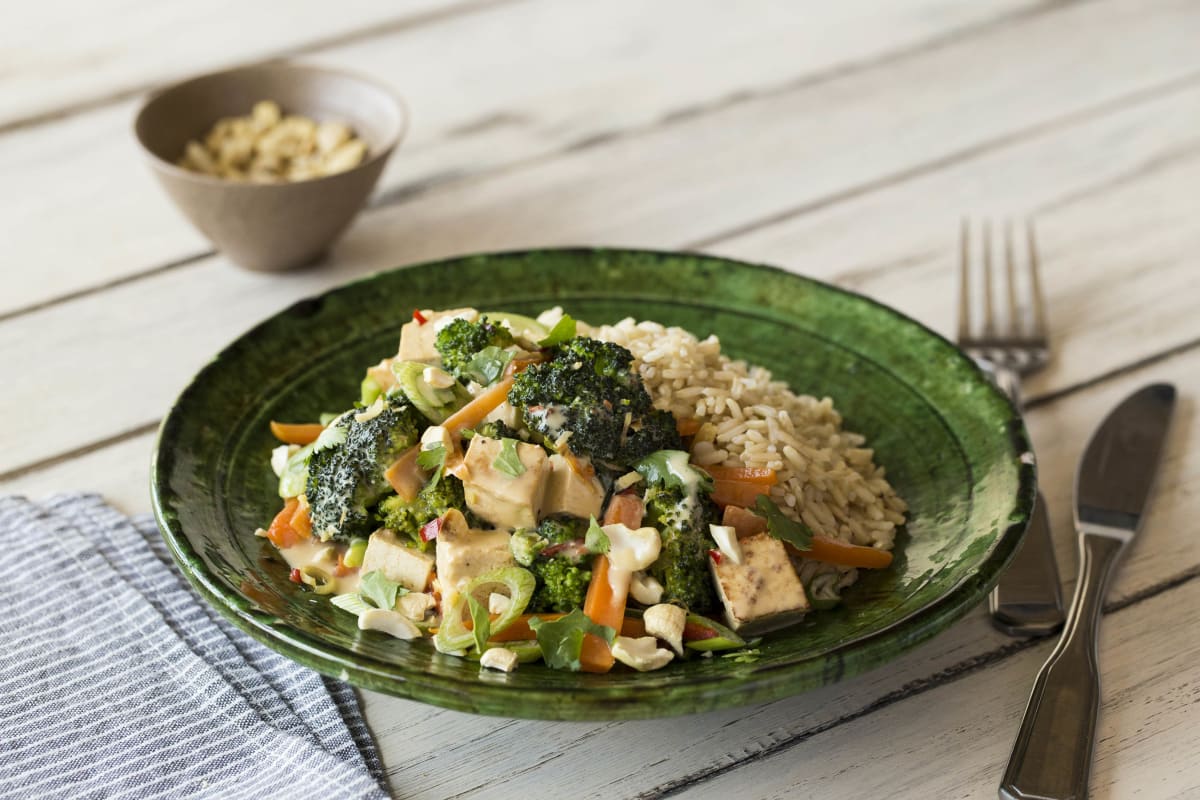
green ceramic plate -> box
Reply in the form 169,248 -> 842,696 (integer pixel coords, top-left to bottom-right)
151,248 -> 1034,720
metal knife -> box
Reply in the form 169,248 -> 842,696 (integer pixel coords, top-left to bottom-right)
999,382 -> 1176,800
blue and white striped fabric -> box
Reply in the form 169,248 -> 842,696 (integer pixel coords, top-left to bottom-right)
0,494 -> 389,800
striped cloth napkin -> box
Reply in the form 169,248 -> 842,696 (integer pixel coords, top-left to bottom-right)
0,494 -> 389,800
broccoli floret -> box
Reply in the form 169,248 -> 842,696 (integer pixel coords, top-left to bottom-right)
643,483 -> 718,612
537,515 -> 587,545
618,408 -> 682,464
508,336 -> 679,466
528,556 -> 592,613
471,419 -> 526,442
510,528 -> 548,566
376,475 -> 466,550
306,400 -> 423,542
435,317 -> 514,378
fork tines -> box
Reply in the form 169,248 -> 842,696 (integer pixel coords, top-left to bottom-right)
958,219 -> 1049,375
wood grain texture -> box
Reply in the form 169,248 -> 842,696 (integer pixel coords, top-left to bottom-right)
4,299 -> 1198,800
3,74 -> 1199,478
3,1 -> 1199,797
0,0 -> 1137,317
683,575 -> 1200,800
0,0 -> 480,129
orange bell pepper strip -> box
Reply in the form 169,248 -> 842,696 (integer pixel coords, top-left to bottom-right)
269,421 -> 325,445
675,417 -> 703,437
579,493 -> 647,673
723,504 -> 893,569
443,375 -> 517,437
722,504 -> 768,538
784,538 -> 894,570
266,498 -> 302,548
709,479 -> 772,508
701,465 -> 777,484
384,446 -> 424,501
289,500 -> 312,538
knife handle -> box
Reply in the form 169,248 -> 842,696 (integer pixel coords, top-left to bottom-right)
999,533 -> 1124,800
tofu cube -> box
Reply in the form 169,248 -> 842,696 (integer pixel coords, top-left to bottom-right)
361,528 -> 436,592
435,509 -> 515,608
397,307 -> 479,363
710,533 -> 810,635
542,454 -> 605,520
462,435 -> 549,530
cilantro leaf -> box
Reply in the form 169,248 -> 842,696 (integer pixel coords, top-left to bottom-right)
417,444 -> 446,471
537,314 -> 577,348
417,444 -> 447,490
360,570 -> 407,611
493,438 -> 527,478
584,516 -> 610,555
528,609 -> 616,671
633,450 -> 713,493
467,594 -> 491,653
464,346 -> 513,386
754,495 -> 814,551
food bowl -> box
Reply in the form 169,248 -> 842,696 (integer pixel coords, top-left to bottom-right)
151,248 -> 1035,720
134,63 -> 406,271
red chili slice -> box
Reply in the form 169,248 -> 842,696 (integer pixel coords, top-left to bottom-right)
419,516 -> 443,542
683,621 -> 719,641
708,548 -> 723,564
413,308 -> 429,325
289,568 -> 302,583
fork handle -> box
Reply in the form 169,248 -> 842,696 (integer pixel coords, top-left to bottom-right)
999,533 -> 1124,800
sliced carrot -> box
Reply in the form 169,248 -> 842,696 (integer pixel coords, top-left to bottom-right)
701,465 -> 777,485
675,417 -> 703,437
289,500 -> 312,538
442,374 -> 516,438
384,446 -> 424,501
722,504 -> 768,538
710,479 -> 772,508
576,494 -> 646,673
580,555 -> 625,673
785,538 -> 895,570
266,498 -> 302,548
269,421 -> 324,445
603,492 -> 645,528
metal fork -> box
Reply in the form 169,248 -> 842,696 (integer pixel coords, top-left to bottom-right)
959,220 -> 1065,637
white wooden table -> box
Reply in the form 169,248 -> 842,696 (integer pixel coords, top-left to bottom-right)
4,1 -> 1199,797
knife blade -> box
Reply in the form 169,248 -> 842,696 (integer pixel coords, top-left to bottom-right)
1000,382 -> 1176,800
1075,382 -> 1177,538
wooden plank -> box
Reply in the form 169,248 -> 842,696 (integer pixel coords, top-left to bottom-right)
5,322 -> 1199,799
682,576 -> 1200,800
0,0 -> 475,129
0,0 -> 1044,316
704,87 -> 1200,405
3,68 -> 1199,478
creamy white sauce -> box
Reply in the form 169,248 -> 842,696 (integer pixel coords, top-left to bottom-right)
526,404 -> 570,440
603,523 -> 662,595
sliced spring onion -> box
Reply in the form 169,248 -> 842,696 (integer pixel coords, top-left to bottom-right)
299,565 -> 335,595
343,538 -> 368,569
434,566 -> 536,654
331,593 -> 373,617
277,442 -> 315,499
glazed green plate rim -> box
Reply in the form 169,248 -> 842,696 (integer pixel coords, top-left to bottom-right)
150,247 -> 1035,720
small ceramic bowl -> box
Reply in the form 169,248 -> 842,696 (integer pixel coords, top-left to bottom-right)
134,63 -> 406,272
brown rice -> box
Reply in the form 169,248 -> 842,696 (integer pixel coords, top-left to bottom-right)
593,317 -> 908,597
